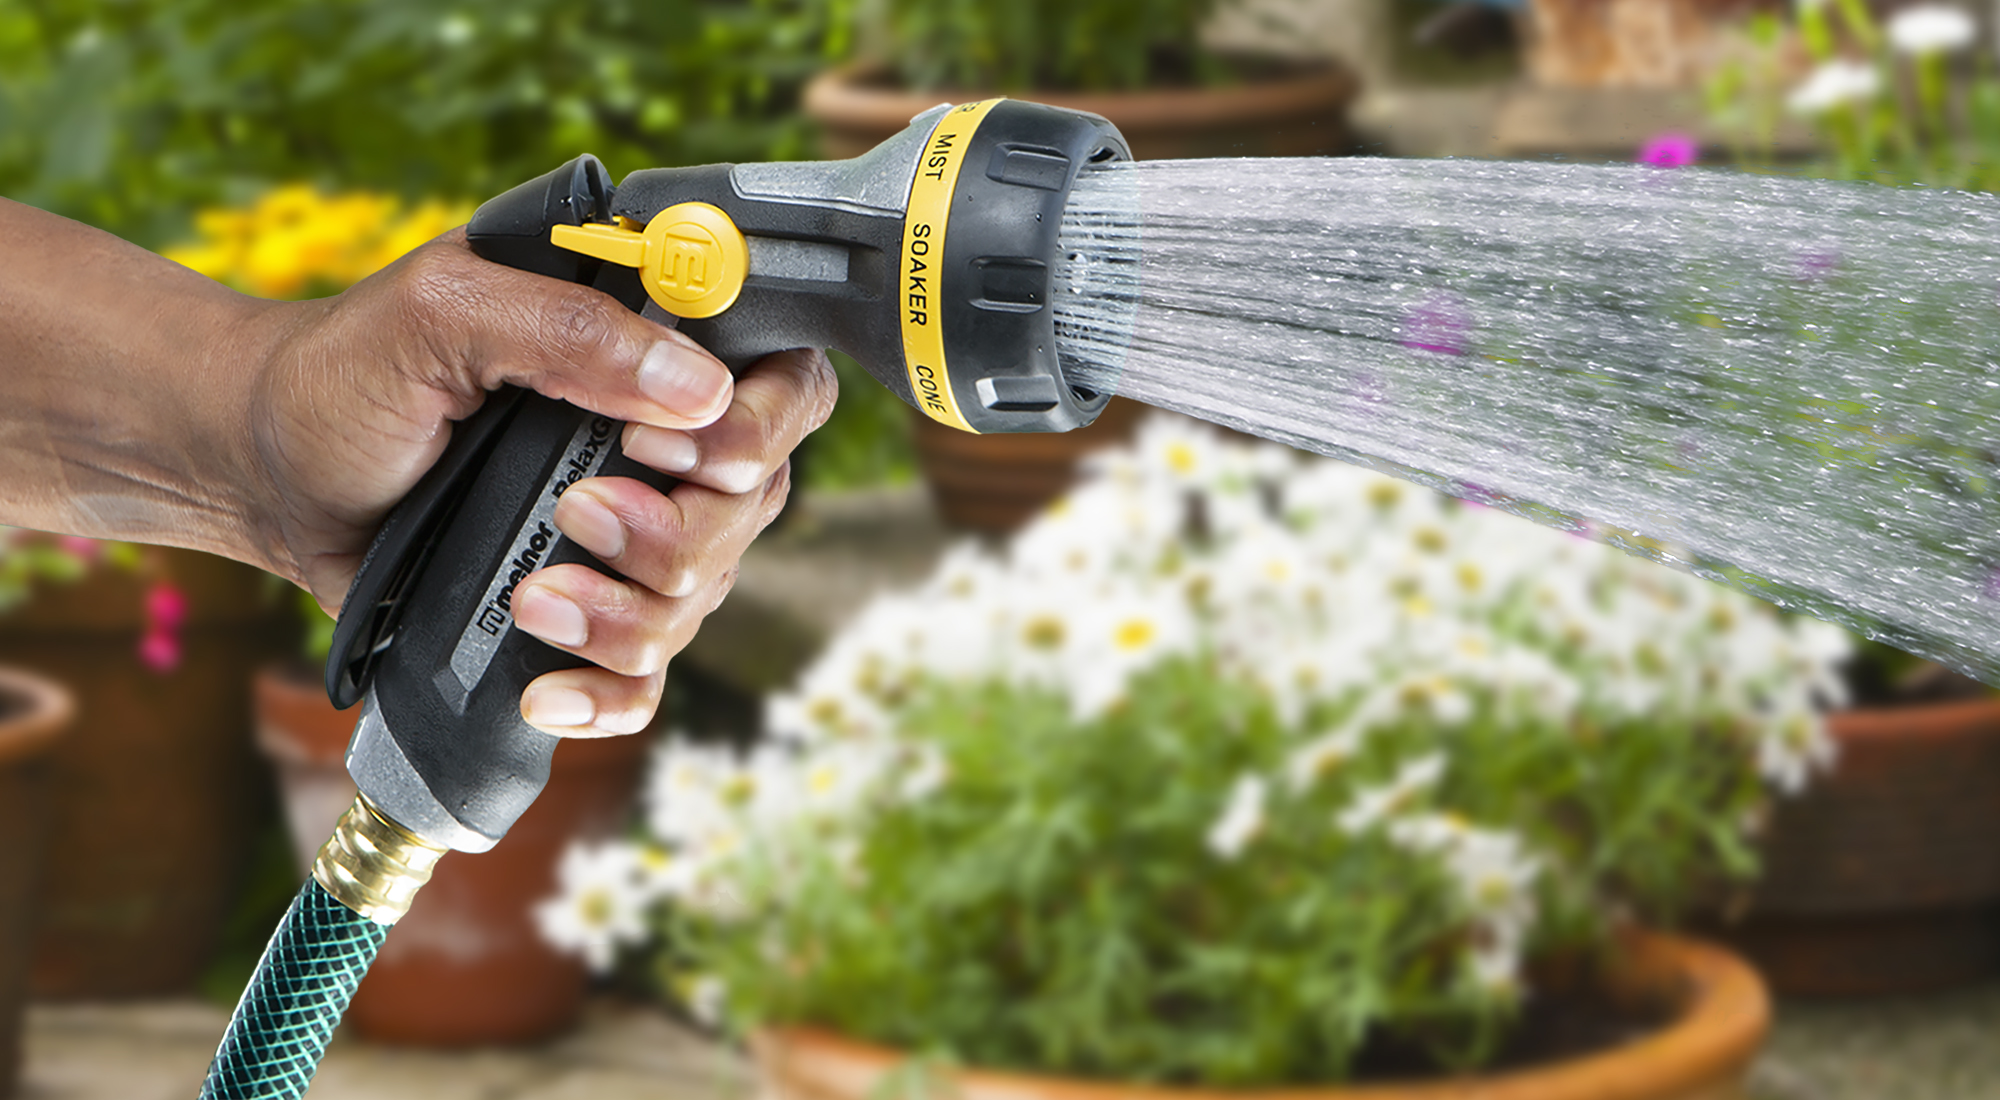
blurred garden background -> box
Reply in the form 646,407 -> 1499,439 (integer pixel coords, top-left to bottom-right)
8,2 -> 2000,1099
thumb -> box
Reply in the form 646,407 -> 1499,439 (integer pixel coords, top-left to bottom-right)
382,229 -> 734,430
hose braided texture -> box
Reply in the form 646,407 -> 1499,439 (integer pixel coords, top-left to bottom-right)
199,878 -> 387,1100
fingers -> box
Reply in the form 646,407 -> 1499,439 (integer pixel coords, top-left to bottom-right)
516,566 -> 742,736
549,464 -> 792,598
620,347 -> 838,493
515,461 -> 784,667
371,231 -> 734,431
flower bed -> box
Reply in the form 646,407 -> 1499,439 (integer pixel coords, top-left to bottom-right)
543,417 -> 1847,1083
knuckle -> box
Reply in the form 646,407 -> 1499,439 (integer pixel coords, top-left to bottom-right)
546,286 -> 618,359
596,704 -> 654,736
755,463 -> 793,533
597,632 -> 669,678
806,351 -> 839,429
709,565 -> 741,613
387,252 -> 474,328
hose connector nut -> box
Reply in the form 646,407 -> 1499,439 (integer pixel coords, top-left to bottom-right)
312,794 -> 449,925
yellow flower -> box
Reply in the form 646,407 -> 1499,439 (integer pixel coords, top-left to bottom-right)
166,186 -> 471,299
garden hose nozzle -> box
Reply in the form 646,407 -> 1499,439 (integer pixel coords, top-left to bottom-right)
322,97 -> 1133,857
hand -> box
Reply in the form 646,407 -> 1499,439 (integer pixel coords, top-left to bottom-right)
246,229 -> 837,736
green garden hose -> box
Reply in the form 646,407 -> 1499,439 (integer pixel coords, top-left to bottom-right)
198,797 -> 444,1100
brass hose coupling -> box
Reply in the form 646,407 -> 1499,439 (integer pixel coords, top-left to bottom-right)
311,794 -> 449,925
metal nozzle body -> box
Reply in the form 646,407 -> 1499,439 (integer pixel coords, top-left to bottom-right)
312,794 -> 448,925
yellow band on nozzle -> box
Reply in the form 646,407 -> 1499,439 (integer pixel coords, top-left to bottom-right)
551,201 -> 748,319
898,98 -> 1007,434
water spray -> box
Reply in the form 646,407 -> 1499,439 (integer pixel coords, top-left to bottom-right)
199,98 -> 1130,1098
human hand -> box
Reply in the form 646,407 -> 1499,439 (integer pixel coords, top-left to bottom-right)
246,229 -> 837,736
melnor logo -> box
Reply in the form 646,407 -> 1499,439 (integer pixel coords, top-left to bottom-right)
660,224 -> 721,299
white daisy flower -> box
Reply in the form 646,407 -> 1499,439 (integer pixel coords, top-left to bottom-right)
1337,752 -> 1448,835
1206,773 -> 1269,860
1887,4 -> 1976,54
1285,724 -> 1369,793
1788,59 -> 1883,114
534,841 -> 650,974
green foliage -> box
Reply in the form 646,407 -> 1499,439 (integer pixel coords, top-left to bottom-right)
297,587 -> 336,665
0,531 -> 140,616
1706,0 -> 2000,190
800,351 -> 915,491
666,662 -> 1760,1083
0,0 -> 849,245
864,0 -> 1226,91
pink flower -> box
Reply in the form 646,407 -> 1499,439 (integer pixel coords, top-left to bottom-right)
56,536 -> 103,563
1796,246 -> 1840,282
1638,132 -> 1699,168
139,582 -> 188,673
137,629 -> 182,673
1401,290 -> 1472,356
145,582 -> 189,633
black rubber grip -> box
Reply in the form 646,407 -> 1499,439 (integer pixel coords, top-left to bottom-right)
363,392 -> 666,841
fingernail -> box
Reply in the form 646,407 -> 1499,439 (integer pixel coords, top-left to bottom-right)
624,425 -> 699,474
556,490 -> 626,559
524,685 -> 595,728
638,341 -> 731,420
515,585 -> 588,647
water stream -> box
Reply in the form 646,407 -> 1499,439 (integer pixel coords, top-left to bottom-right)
1052,157 -> 2000,683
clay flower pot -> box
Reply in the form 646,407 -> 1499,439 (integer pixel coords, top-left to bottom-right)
803,61 -> 1359,163
755,932 -> 1768,1100
0,549 -> 280,998
803,62 -> 1357,534
251,662 -> 651,1045
1525,0 -> 1783,89
0,668 -> 75,1098
1723,696 -> 2000,996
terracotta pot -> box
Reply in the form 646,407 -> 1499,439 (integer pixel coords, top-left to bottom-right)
756,931 -> 1768,1100
251,665 -> 653,1046
0,549 -> 281,998
1526,0 -> 1784,89
252,663 -> 361,872
804,63 -> 1356,534
804,61 -> 1359,163
1721,696 -> 2000,996
0,668 -> 75,1099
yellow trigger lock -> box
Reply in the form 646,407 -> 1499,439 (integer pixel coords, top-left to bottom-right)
550,202 -> 747,319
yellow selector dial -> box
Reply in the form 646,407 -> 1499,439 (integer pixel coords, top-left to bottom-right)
549,202 -> 748,319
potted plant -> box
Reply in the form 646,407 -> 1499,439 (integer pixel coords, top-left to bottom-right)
1687,0 -> 2000,996
0,525 -> 282,999
0,665 -> 74,1098
1716,639 -> 2000,997
539,416 -> 1852,1096
801,0 -> 1358,533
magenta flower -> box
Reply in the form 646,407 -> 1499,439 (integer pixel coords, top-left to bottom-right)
1401,290 -> 1472,356
138,581 -> 188,673
1795,246 -> 1841,282
56,536 -> 103,562
1637,132 -> 1699,168
145,581 -> 188,632
137,629 -> 182,673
